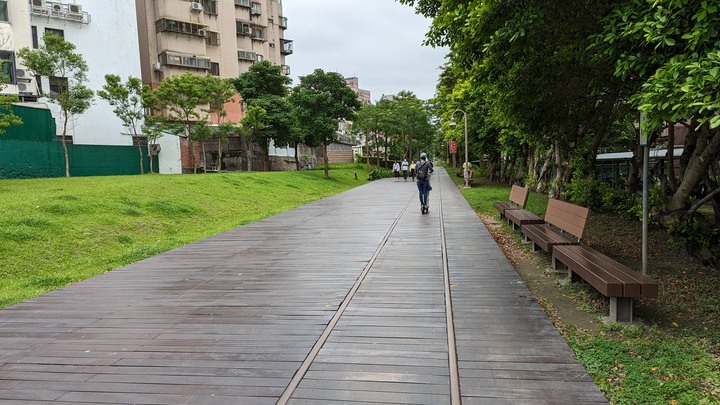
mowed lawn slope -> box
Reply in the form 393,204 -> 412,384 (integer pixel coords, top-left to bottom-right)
0,166 -> 367,307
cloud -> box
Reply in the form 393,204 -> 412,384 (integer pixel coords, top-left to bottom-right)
282,0 -> 447,101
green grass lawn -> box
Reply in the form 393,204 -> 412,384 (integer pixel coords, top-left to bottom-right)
0,165 -> 367,307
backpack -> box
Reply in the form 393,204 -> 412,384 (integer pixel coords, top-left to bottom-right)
416,161 -> 431,180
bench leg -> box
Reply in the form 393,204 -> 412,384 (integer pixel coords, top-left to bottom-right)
609,297 -> 633,323
552,256 -> 566,271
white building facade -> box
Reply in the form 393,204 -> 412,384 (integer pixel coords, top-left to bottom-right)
15,0 -> 142,146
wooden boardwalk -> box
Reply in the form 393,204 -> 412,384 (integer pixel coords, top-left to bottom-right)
0,168 -> 607,404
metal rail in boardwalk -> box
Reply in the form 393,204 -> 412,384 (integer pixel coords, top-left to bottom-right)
0,168 -> 607,404
277,175 -> 462,404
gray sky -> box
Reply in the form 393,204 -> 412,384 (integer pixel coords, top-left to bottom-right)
281,0 -> 448,102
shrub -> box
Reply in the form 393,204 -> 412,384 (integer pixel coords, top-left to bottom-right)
368,167 -> 392,181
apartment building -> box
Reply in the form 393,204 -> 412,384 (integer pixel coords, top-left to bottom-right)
135,0 -> 292,172
2,0 -> 141,147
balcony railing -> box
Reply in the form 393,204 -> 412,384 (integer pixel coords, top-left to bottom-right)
30,1 -> 91,24
281,39 -> 293,55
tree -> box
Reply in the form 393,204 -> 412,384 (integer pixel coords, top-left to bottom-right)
0,76 -> 22,135
390,91 -> 435,161
592,0 -> 720,263
290,69 -> 362,178
203,77 -> 239,171
18,32 -> 94,177
98,75 -> 148,174
234,61 -> 297,171
238,105 -> 266,172
353,102 -> 392,171
145,73 -> 233,174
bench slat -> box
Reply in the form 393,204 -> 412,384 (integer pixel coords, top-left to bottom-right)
522,224 -> 578,253
544,199 -> 591,240
553,245 -> 658,298
505,209 -> 544,230
508,185 -> 530,207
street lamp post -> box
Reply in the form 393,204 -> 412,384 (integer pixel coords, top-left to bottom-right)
449,109 -> 470,188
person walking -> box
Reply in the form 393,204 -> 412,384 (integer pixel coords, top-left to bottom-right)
415,152 -> 434,214
392,160 -> 400,182
409,160 -> 416,181
401,158 -> 409,182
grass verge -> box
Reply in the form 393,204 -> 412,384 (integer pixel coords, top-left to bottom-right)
0,164 -> 368,307
456,177 -> 720,404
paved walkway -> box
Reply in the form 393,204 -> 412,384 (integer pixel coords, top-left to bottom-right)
0,168 -> 607,404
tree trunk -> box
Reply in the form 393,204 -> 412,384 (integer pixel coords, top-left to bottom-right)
323,142 -> 329,178
217,137 -> 224,172
191,140 -> 198,174
148,148 -> 154,174
667,124 -> 676,192
375,133 -> 381,168
549,142 -> 563,199
536,146 -> 554,193
294,141 -> 300,171
365,134 -> 370,173
665,124 -> 720,216
383,135 -> 389,167
245,135 -> 253,172
62,114 -> 70,178
136,137 -> 145,175
264,139 -> 270,172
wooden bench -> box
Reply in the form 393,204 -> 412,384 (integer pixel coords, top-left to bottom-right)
553,244 -> 659,323
521,199 -> 590,253
502,187 -> 545,230
493,185 -> 529,219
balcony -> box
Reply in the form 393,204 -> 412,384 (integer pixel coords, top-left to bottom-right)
251,2 -> 262,15
281,39 -> 293,55
234,0 -> 250,7
237,50 -> 258,62
30,1 -> 91,24
156,18 -> 208,38
278,16 -> 288,29
251,27 -> 266,42
159,51 -> 212,70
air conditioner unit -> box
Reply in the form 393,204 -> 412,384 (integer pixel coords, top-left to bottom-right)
18,83 -> 28,92
153,62 -> 163,72
190,2 -> 204,12
243,26 -> 252,35
52,4 -> 62,11
31,0 -> 43,7
16,69 -> 27,78
69,4 -> 82,13
149,144 -> 161,155
197,29 -> 207,37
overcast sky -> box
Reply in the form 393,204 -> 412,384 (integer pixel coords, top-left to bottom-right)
281,1 -> 448,102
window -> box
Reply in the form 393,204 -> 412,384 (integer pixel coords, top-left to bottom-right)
0,51 -> 14,83
45,28 -> 65,39
206,31 -> 220,46
0,1 -> 8,22
210,62 -> 220,77
202,0 -> 218,15
32,26 -> 39,48
49,76 -> 68,94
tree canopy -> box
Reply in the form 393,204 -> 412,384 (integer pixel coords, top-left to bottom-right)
401,0 -> 720,263
290,69 -> 362,177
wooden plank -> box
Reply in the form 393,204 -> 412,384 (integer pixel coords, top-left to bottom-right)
0,170 -> 606,404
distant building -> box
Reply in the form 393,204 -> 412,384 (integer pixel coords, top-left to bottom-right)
345,76 -> 371,104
